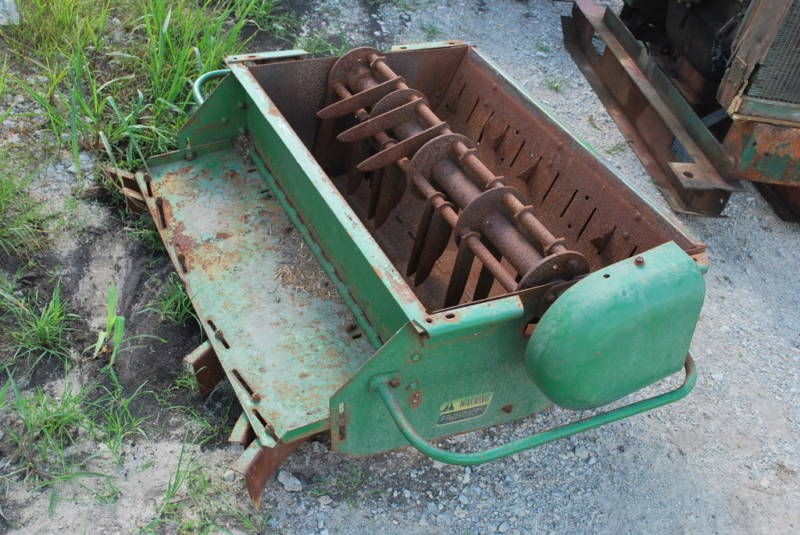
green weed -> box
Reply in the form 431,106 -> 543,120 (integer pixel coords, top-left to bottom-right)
88,382 -> 149,463
0,280 -> 74,372
149,273 -> 198,327
2,0 -> 111,56
0,374 -> 128,511
588,114 -> 603,131
89,283 -> 125,376
142,443 -> 270,534
308,464 -> 366,499
545,76 -> 566,92
5,0 -> 263,171
243,0 -> 300,43
296,32 -> 352,57
421,22 -> 441,40
125,216 -> 165,253
172,370 -> 200,394
605,140 -> 631,155
139,0 -> 254,143
1,375 -> 92,480
0,161 -> 47,256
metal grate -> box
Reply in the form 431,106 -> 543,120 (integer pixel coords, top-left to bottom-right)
747,0 -> 800,104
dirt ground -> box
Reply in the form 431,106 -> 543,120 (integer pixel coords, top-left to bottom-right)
1,1 -> 798,534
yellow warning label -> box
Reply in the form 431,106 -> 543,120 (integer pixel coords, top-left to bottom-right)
437,392 -> 493,425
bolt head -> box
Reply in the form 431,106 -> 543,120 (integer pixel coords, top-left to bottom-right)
389,378 -> 401,388
634,256 -> 645,266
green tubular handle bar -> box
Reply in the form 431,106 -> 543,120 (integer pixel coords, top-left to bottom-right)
370,355 -> 696,466
192,69 -> 231,105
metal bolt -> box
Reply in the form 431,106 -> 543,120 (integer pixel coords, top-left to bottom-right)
389,378 -> 401,388
410,352 -> 421,362
634,256 -> 645,266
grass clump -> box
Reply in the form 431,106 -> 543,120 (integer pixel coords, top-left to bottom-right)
545,76 -> 566,92
0,279 -> 74,372
0,379 -> 91,479
2,0 -> 263,172
0,163 -> 47,257
605,140 -> 631,155
149,272 -> 198,327
3,0 -> 111,56
88,382 -> 149,463
296,32 -> 352,57
420,22 -> 441,40
142,444 -> 271,534
139,0 -> 255,134
0,374 -> 147,508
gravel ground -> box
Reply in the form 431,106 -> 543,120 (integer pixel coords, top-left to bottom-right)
2,1 -> 798,534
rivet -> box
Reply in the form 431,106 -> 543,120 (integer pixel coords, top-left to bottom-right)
410,352 -> 421,362
634,256 -> 645,266
389,378 -> 401,388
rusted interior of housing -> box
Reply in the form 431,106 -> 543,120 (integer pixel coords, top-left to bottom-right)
248,45 -> 705,312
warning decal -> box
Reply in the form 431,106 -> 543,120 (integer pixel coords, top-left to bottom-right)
437,392 -> 493,425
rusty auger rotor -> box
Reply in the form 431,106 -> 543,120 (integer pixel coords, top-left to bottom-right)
318,47 -> 590,306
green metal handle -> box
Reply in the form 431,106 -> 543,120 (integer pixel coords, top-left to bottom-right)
192,69 -> 231,105
371,355 -> 696,466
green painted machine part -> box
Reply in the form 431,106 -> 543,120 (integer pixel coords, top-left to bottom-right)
526,242 -> 704,410
140,42 -> 708,501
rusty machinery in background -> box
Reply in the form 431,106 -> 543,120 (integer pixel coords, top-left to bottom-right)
139,42 -> 708,503
564,0 -> 800,220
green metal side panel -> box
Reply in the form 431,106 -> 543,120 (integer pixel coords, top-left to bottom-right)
526,241 -> 705,410
177,75 -> 247,151
227,63 -> 428,342
330,294 -> 553,456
